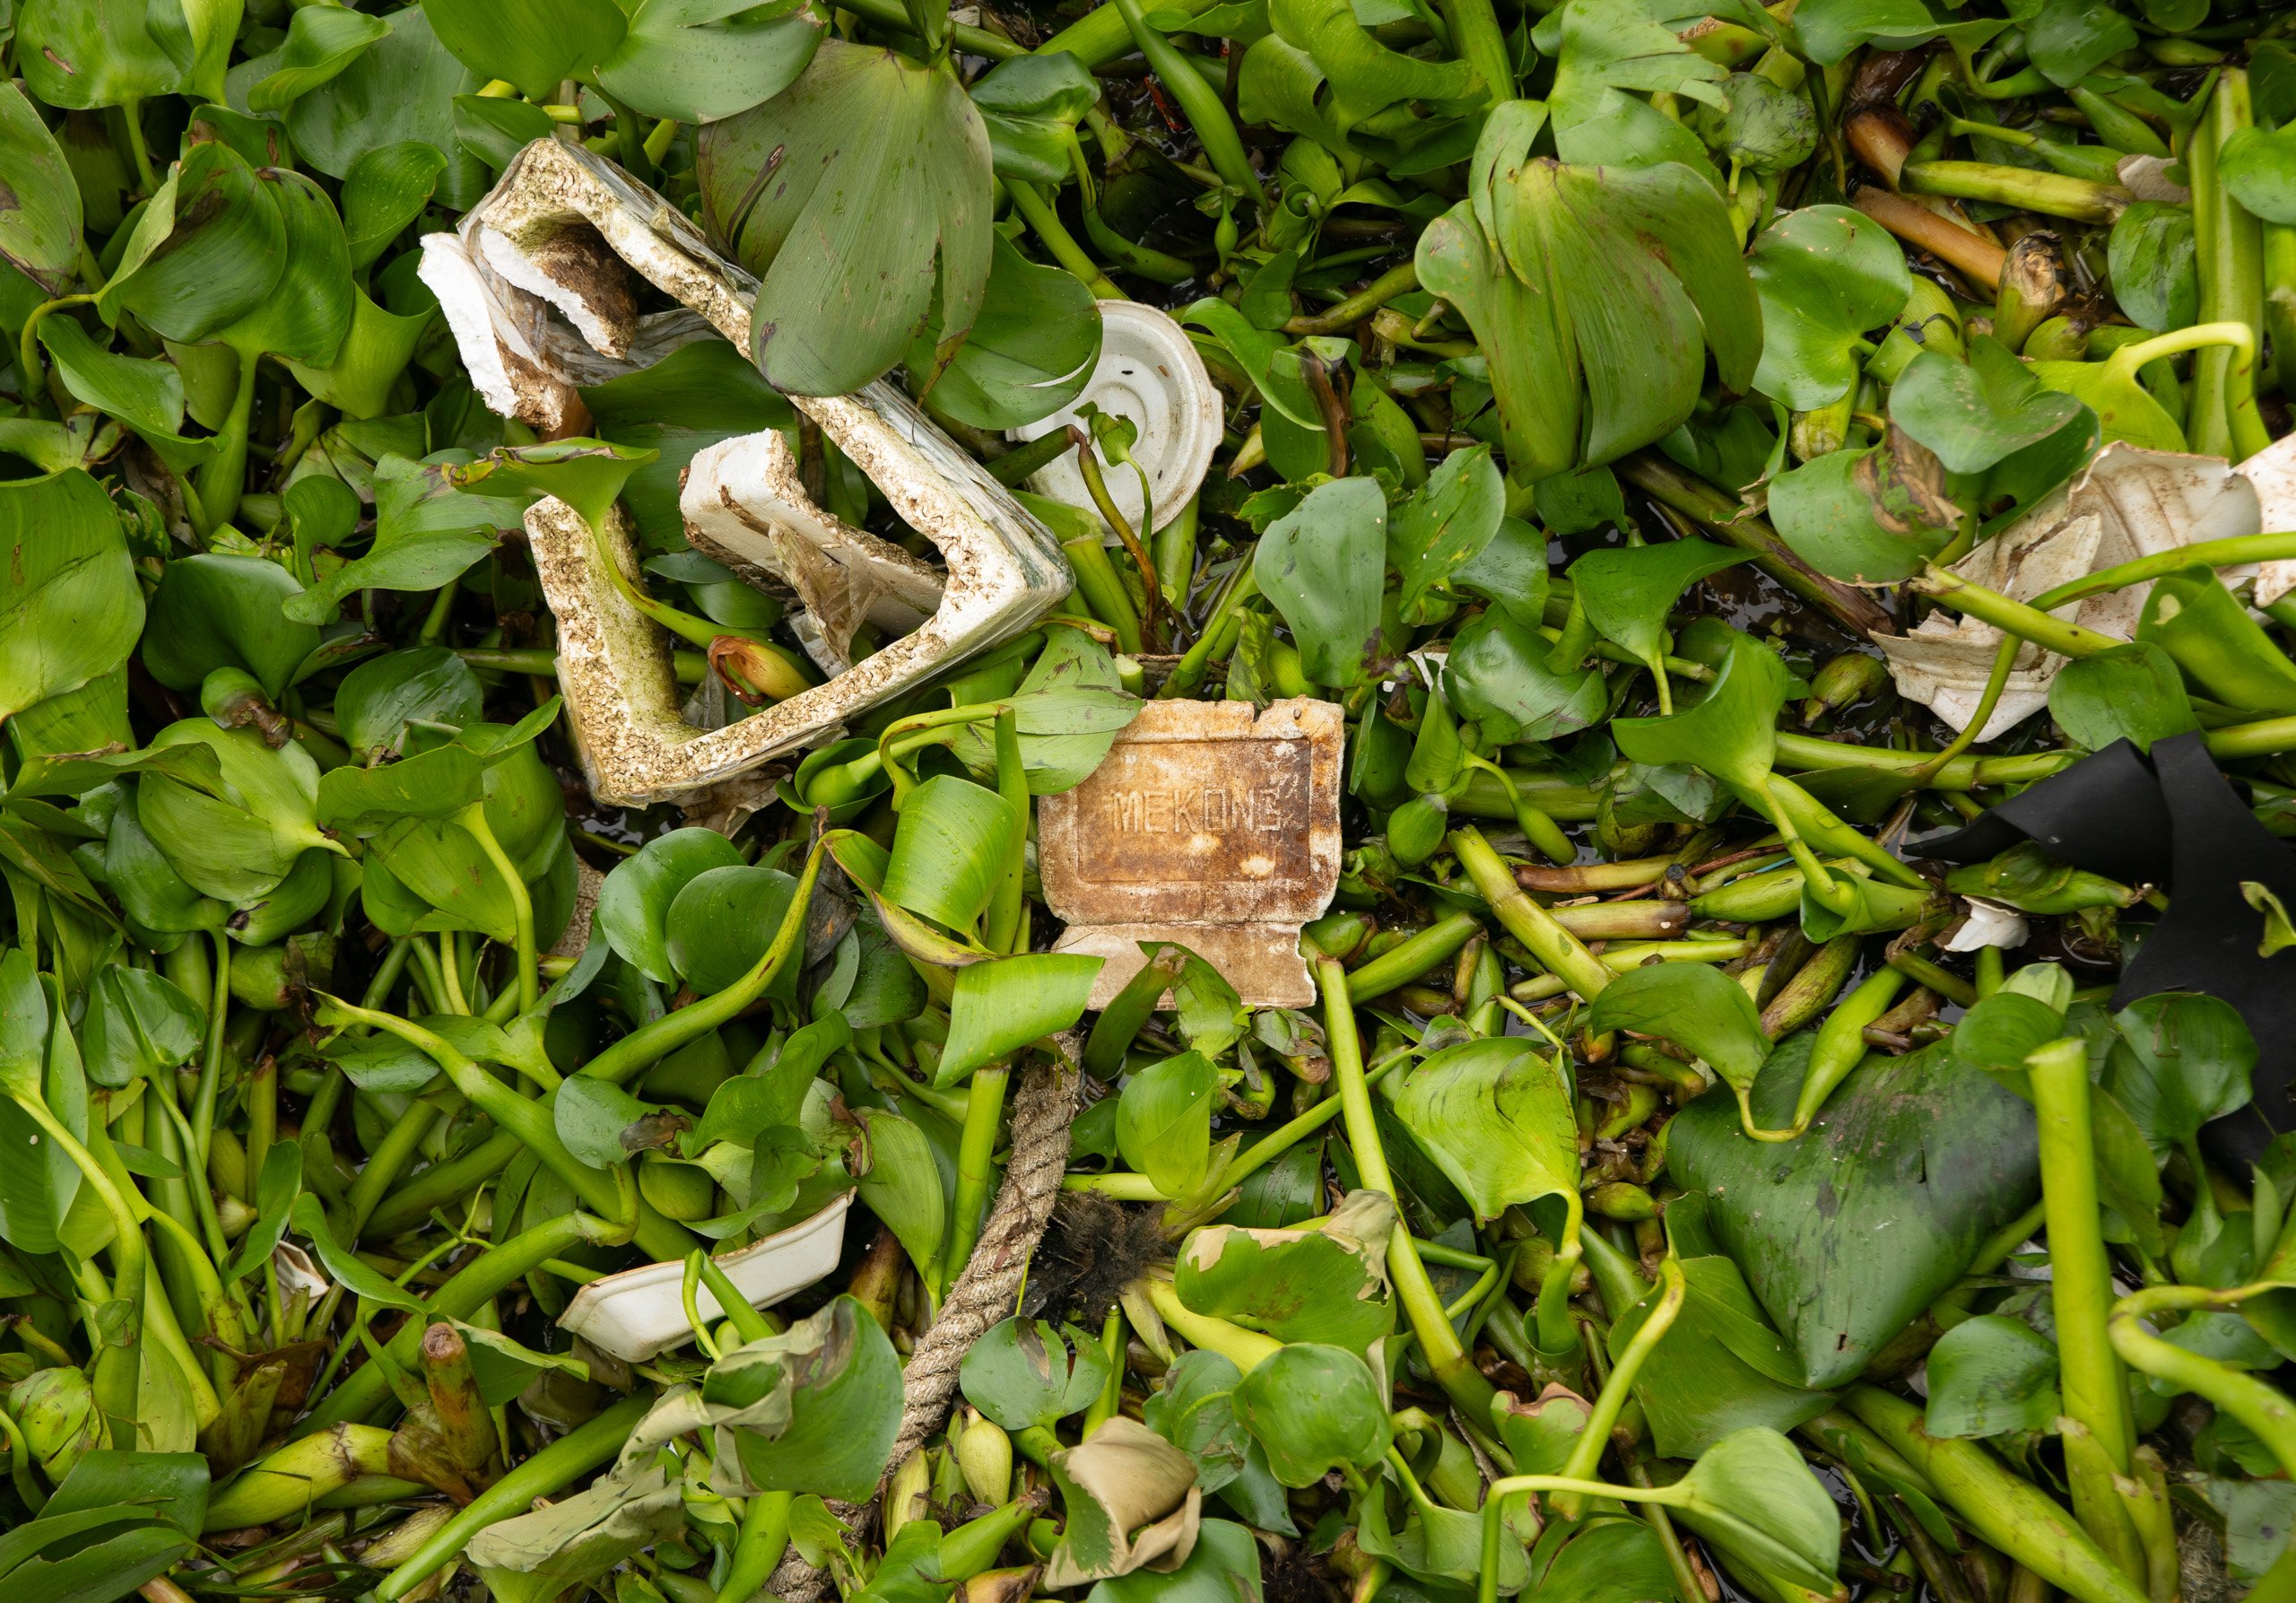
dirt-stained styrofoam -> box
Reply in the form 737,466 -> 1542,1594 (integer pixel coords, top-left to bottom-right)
1038,698 -> 1344,1007
1874,443 -> 2262,738
1010,301 -> 1223,536
680,431 -> 944,676
558,1190 -> 855,1363
419,139 -> 1072,806
2240,432 -> 2296,607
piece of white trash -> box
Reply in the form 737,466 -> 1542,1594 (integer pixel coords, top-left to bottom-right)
1943,898 -> 2031,953
557,1191 -> 856,1363
1010,301 -> 1223,536
420,138 -> 1072,806
1874,443 -> 2261,738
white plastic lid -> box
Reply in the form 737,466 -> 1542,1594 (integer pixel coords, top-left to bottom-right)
1011,301 -> 1223,536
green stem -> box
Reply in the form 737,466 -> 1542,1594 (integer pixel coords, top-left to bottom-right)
299,1211 -> 613,1433
458,802 -> 537,1013
1439,0 -> 1512,103
1152,492 -> 1197,607
417,576 -> 460,648
1790,966 -> 1905,1133
1765,773 -> 1927,889
1909,633 -> 2022,785
1941,118 -> 2127,184
1616,452 -> 1895,640
1007,181 -> 1123,299
2267,222 -> 2296,400
16,294 -> 96,415
578,840 -> 828,1085
1970,65 -> 2051,100
1770,734 -> 2067,788
584,507 -> 741,654
2190,68 -> 2272,461
1885,950 -> 1979,1009
195,345 -> 259,536
1845,1388 -> 2150,1603
1160,562 -> 1260,699
1320,958 -> 1497,1420
1084,1307 -> 1125,1436
13,1095 -> 145,1444
1480,1474 -> 1699,1603
455,645 -> 708,684
372,1391 -> 656,1600
1059,533 -> 1146,654
593,83 -> 657,187
1110,0 -> 1260,196
1344,911 -> 1482,1002
143,1207 -> 239,1389
1061,1046 -> 1411,1200
696,1250 -> 773,1345
1082,946 -> 1187,1078
1622,1453 -> 1710,1603
2206,713 -> 2296,760
1286,261 -> 1420,335
322,1001 -> 691,1261
151,1078 -> 233,1268
363,1129 -> 521,1241
1149,1276 -> 1282,1370
2109,1284 -> 2296,1472
120,100 -> 159,196
1073,155 -> 1198,283
1449,826 -> 1613,1002
986,707 -> 1028,955
196,928 -> 231,1169
1462,754 -> 1574,866
1074,442 -> 1166,650
2041,529 -> 2296,611
244,1056 -> 274,1207
439,932 -> 469,1015
877,702 -> 1004,803
2029,1041 -> 2134,1469
309,1220 -> 490,1413
837,0 -> 1022,54
1910,566 -> 2125,659
990,426 -> 1078,487
1901,529 -> 2296,776
1037,0 -> 1221,66
1552,1257 -> 1684,1516
342,1099 -> 446,1241
140,1253 -> 222,1426
717,1491 -> 795,1603
944,1066 -> 1009,1293
1900,161 -> 2129,223
2028,1039 -> 2143,1577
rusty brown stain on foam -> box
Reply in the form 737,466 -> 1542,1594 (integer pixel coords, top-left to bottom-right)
1039,699 -> 1345,1008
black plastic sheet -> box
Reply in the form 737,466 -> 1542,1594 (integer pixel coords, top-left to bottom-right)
1930,734 -> 2296,1167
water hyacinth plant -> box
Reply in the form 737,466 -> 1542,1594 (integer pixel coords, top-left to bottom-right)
17,1 -> 2296,1602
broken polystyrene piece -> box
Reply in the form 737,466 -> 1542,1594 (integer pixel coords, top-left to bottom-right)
1039,698 -> 1344,1008
274,1241 -> 330,1303
421,229 -> 590,440
1874,443 -> 2261,739
419,138 -> 1072,805
557,1191 -> 855,1363
680,432 -> 944,675
2116,154 -> 2190,205
2240,431 -> 2296,606
1942,898 -> 2030,953
1011,301 -> 1223,535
